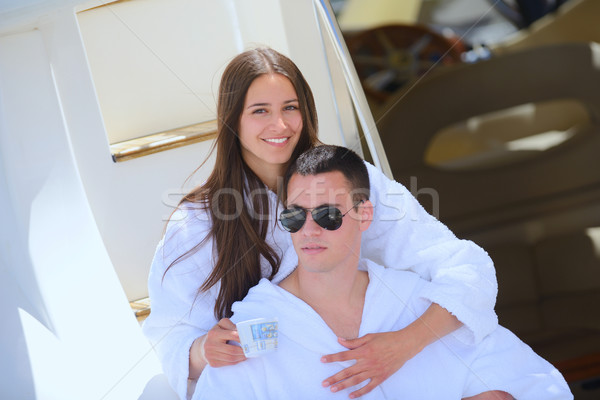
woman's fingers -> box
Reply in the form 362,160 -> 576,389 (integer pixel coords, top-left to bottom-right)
202,318 -> 246,367
321,331 -> 409,397
320,349 -> 355,363
203,345 -> 246,367
348,376 -> 381,399
216,317 -> 237,331
322,364 -> 360,388
206,319 -> 238,343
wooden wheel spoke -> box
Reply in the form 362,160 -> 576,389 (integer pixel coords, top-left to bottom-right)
345,24 -> 466,103
353,55 -> 389,68
364,70 -> 397,90
408,34 -> 433,56
375,30 -> 396,55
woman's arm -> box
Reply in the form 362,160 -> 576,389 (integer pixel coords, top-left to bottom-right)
142,206 -> 242,399
319,163 -> 498,397
321,304 -> 461,397
361,162 -> 498,342
188,318 -> 246,379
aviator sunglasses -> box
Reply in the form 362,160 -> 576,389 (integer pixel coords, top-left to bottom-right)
279,200 -> 364,233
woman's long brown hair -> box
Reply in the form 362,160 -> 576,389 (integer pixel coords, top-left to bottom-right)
166,48 -> 319,319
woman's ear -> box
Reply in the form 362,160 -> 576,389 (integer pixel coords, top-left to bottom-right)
358,200 -> 374,232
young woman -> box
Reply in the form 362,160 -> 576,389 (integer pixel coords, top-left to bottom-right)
143,47 -> 498,400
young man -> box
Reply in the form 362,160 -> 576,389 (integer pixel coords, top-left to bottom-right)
195,145 -> 572,399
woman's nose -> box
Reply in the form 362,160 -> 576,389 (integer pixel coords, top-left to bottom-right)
269,113 -> 287,132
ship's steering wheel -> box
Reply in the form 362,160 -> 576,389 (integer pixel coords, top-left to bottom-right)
344,24 -> 466,104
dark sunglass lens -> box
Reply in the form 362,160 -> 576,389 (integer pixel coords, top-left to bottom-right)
313,206 -> 342,230
280,208 -> 307,232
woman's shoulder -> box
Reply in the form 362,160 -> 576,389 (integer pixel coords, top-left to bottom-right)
363,160 -> 384,179
362,160 -> 421,229
167,201 -> 211,228
160,202 -> 213,252
147,201 -> 216,282
363,259 -> 423,289
363,160 -> 408,193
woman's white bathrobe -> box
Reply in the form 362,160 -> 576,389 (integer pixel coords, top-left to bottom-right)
196,261 -> 572,400
143,162 -> 499,399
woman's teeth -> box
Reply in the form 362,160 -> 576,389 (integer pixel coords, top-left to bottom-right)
264,138 -> 288,143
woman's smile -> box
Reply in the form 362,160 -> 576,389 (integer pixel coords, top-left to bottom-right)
263,137 -> 290,145
239,73 -> 303,177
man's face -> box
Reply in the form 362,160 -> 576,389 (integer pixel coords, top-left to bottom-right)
285,171 -> 368,274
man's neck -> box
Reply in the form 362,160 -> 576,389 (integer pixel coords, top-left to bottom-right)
279,261 -> 369,339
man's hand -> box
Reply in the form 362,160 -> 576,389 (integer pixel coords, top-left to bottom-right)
189,318 -> 246,379
320,330 -> 422,398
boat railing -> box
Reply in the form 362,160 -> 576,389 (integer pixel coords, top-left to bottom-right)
313,0 -> 393,179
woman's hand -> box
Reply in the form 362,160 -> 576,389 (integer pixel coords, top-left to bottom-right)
321,303 -> 462,398
320,330 -> 422,398
189,318 -> 246,379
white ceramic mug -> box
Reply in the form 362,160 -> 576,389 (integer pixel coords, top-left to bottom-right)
235,317 -> 278,357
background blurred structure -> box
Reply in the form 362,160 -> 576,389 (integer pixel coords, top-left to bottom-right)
335,1 -> 600,398
0,0 -> 368,398
1,0 -> 598,398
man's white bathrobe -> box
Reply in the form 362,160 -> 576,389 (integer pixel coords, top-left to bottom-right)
195,260 -> 572,400
144,162 -> 499,399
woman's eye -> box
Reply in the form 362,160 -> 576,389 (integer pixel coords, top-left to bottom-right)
252,108 -> 267,114
284,104 -> 299,111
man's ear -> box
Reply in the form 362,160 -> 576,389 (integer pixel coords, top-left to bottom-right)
358,200 -> 374,232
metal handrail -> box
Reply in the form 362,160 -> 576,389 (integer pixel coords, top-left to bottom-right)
313,0 -> 393,179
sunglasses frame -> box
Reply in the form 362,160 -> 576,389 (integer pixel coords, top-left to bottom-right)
279,200 -> 364,233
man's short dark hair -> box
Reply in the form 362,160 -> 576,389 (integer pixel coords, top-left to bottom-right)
282,145 -> 370,205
